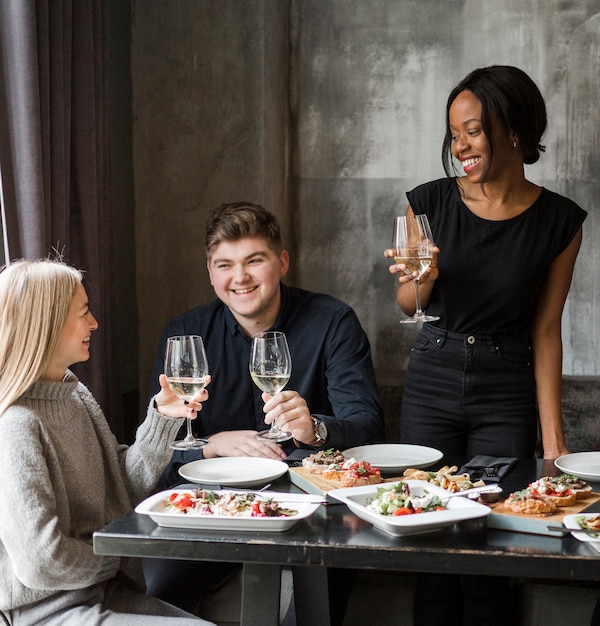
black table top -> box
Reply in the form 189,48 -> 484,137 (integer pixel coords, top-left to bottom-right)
93,456 -> 600,582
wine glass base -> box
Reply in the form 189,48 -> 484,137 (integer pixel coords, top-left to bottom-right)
400,314 -> 440,324
170,438 -> 209,450
256,430 -> 293,443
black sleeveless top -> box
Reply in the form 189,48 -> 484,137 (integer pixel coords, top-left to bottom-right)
407,178 -> 587,335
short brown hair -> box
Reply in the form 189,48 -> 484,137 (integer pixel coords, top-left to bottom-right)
205,202 -> 282,258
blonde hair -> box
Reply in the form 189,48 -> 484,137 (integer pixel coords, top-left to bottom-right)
0,259 -> 83,415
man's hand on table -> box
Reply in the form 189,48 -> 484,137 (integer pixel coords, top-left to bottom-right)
202,430 -> 286,459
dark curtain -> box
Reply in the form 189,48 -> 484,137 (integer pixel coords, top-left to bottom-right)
0,0 -> 123,438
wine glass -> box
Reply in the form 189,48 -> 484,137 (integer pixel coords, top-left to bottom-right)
164,335 -> 210,450
249,331 -> 293,442
392,214 -> 440,324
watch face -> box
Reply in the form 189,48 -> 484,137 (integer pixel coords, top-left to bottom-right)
316,420 -> 327,440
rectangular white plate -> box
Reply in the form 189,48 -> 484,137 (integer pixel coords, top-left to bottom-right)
135,489 -> 321,531
328,479 -> 491,537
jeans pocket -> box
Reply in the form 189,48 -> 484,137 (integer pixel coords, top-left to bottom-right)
496,341 -> 532,368
411,333 -> 438,355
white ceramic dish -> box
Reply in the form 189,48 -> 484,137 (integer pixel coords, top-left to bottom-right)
555,452 -> 600,482
563,513 -> 600,553
135,489 -> 320,531
328,479 -> 491,537
341,444 -> 443,474
179,457 -> 288,488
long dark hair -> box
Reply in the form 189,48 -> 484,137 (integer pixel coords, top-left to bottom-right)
442,65 -> 547,179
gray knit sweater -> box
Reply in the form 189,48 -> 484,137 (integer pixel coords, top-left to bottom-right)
0,371 -> 183,611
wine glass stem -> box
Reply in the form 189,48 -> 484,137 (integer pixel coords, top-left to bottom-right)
184,418 -> 195,442
413,279 -> 424,316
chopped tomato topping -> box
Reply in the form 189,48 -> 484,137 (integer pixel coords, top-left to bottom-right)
251,502 -> 263,516
169,493 -> 194,510
345,461 -> 381,478
393,507 -> 413,516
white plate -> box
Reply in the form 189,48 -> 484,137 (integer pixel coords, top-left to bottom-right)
178,457 -> 288,488
555,452 -> 600,482
135,489 -> 320,531
328,479 -> 491,537
563,513 -> 600,553
342,444 -> 443,473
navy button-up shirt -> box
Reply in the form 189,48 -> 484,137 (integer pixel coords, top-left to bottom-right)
150,283 -> 384,461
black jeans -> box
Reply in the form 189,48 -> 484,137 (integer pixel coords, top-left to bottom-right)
402,325 -> 535,626
401,324 -> 538,458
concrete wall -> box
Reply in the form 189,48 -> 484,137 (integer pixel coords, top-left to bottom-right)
131,0 -> 600,404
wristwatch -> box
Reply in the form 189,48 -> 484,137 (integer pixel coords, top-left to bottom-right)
311,417 -> 328,445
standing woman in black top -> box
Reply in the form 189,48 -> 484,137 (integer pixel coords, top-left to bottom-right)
386,66 -> 587,626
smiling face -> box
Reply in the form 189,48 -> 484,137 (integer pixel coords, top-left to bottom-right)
44,282 -> 98,381
449,89 -> 516,184
207,237 -> 289,335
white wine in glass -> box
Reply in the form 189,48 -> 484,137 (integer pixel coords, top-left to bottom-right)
165,335 -> 210,450
392,214 -> 440,324
250,331 -> 293,443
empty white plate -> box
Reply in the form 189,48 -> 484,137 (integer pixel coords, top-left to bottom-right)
179,457 -> 289,488
555,452 -> 600,482
342,444 -> 443,474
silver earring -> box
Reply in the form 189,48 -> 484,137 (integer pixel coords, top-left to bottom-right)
513,140 -> 518,148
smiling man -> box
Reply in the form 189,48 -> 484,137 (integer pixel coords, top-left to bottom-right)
149,201 -> 384,466
144,202 -> 383,623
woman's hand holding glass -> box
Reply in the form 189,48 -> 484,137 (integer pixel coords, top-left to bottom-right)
386,247 -> 440,283
154,372 -> 210,419
386,213 -> 440,323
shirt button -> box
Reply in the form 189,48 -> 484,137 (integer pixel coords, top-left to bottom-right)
467,335 -> 476,345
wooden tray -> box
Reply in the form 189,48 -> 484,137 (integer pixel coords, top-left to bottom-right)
487,492 -> 600,536
289,466 -> 403,497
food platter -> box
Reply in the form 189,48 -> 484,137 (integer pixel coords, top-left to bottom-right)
179,457 -> 288,488
563,513 -> 600,552
555,452 -> 600,482
341,444 -> 443,474
135,488 -> 321,531
328,479 -> 491,537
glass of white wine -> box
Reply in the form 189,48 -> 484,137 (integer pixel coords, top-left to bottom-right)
250,330 -> 293,443
165,335 -> 210,450
392,214 -> 440,324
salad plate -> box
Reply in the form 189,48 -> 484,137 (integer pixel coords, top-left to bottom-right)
555,452 -> 600,482
135,488 -> 321,531
328,479 -> 491,537
341,444 -> 443,474
563,513 -> 600,552
179,457 -> 288,488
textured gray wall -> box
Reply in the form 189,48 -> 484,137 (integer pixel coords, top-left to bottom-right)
132,0 -> 600,402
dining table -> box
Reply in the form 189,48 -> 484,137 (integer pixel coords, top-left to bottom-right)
93,455 -> 600,626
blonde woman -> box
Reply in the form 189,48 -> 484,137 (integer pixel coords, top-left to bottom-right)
0,259 -> 214,626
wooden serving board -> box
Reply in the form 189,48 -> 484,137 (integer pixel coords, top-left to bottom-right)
487,492 -> 600,536
289,466 -> 403,497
